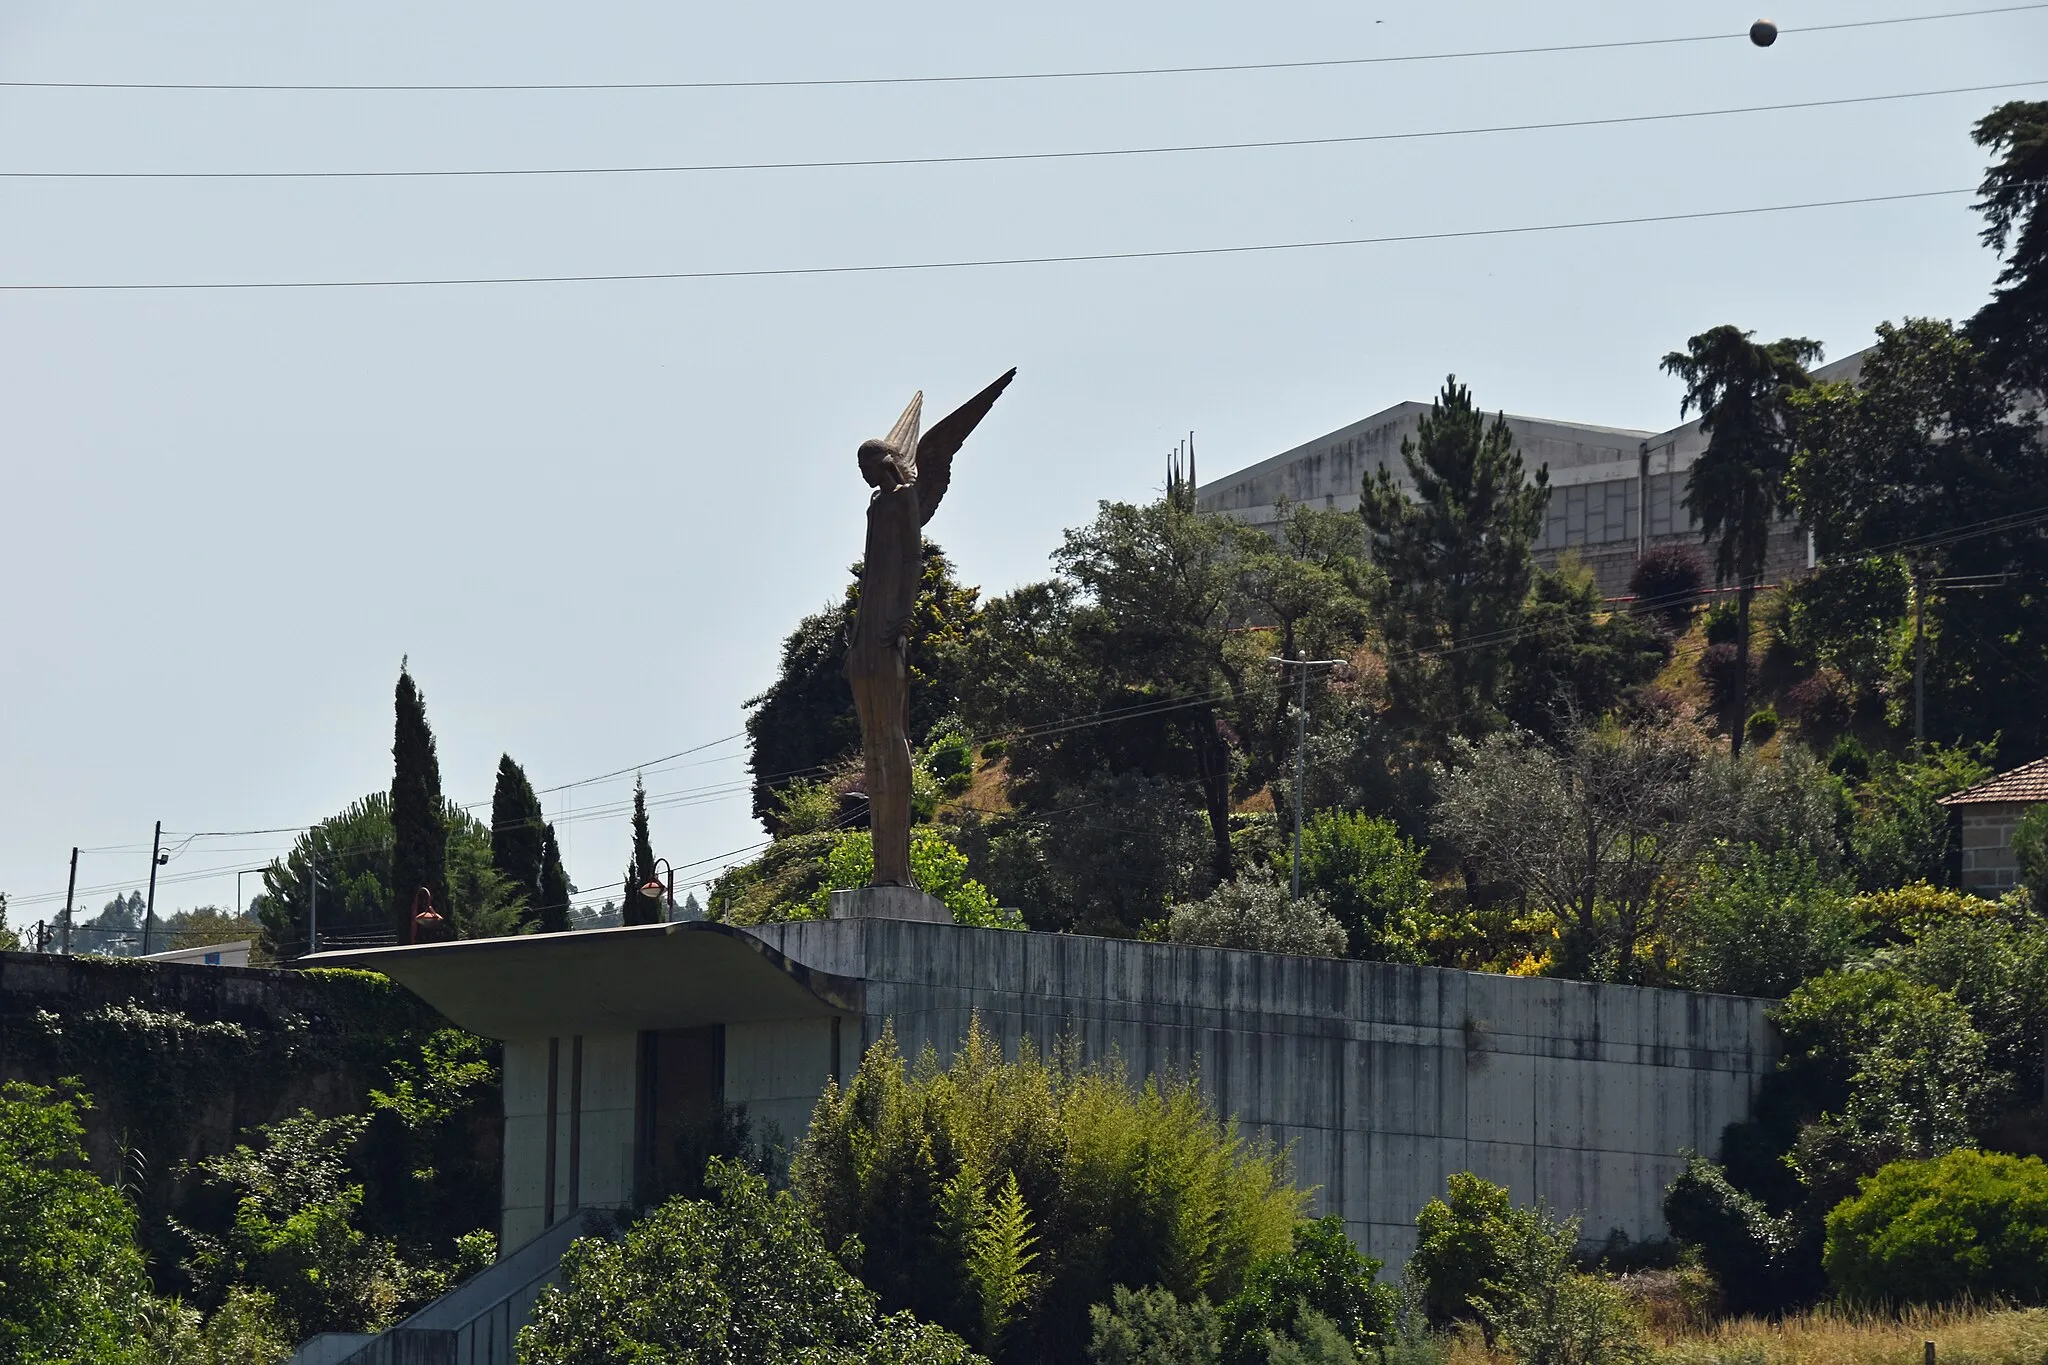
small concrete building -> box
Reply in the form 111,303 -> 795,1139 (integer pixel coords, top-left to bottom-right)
141,939 -> 253,967
1942,757 -> 2048,894
1196,354 -> 1865,596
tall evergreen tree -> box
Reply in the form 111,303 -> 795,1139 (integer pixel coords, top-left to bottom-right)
489,754 -> 548,925
536,823 -> 571,934
1661,327 -> 1821,755
1359,376 -> 1550,744
389,663 -> 449,940
1968,100 -> 2048,392
621,775 -> 662,926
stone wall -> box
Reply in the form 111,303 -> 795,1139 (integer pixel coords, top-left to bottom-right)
746,920 -> 1776,1262
1960,803 -> 2030,893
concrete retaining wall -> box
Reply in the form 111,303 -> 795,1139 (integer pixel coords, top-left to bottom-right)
747,920 -> 1774,1262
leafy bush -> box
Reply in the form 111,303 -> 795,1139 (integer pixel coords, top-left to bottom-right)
1840,742 -> 1996,893
1884,914 -> 2048,1111
1702,601 -> 1743,647
1288,811 -> 1431,960
1823,1150 -> 2048,1306
1166,871 -> 1347,957
1465,1193 -> 1648,1365
1218,1216 -> 1395,1365
1408,1171 -> 1523,1326
1852,882 -> 2000,945
137,1287 -> 292,1365
1675,847 -> 1858,998
1782,556 -> 1910,688
520,1159 -> 983,1364
1744,707 -> 1780,744
1088,1285 -> 1221,1365
2015,805 -> 2048,907
1696,643 -> 1754,710
811,828 -> 1020,929
1661,1156 -> 1805,1314
1629,545 -> 1707,633
793,1019 -> 1305,1363
716,828 -> 1019,929
177,1111 -> 425,1340
1773,971 -> 1997,1160
0,1080 -> 156,1364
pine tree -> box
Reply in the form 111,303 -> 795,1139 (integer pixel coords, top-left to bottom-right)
621,775 -> 662,926
536,824 -> 571,934
1661,327 -> 1821,755
489,755 -> 548,926
389,663 -> 449,941
1360,376 -> 1549,743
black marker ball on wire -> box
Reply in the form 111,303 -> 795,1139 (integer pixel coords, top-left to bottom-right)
1750,19 -> 1778,46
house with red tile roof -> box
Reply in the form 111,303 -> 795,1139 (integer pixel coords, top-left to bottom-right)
1941,757 -> 2048,894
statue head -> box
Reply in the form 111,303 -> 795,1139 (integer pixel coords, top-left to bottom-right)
859,391 -> 922,491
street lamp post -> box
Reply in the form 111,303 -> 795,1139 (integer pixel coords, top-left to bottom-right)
1267,653 -> 1351,899
638,858 -> 677,921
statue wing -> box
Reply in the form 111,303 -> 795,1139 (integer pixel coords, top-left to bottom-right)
915,368 -> 1016,526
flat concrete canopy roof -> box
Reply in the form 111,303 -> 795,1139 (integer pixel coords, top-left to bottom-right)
307,922 -> 859,1040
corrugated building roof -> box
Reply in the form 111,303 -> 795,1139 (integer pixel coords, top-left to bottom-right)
1941,756 -> 2048,806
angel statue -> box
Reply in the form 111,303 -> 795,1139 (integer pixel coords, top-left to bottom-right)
848,369 -> 1015,888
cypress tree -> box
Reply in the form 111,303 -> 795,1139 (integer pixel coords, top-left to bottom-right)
490,754 -> 548,925
536,824 -> 571,933
621,775 -> 662,926
389,663 -> 449,941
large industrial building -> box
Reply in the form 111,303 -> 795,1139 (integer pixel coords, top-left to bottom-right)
1197,354 -> 1863,596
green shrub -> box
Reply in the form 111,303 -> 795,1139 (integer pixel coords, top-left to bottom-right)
793,1019 -> 1305,1363
177,1111 -> 424,1340
1660,1156 -> 1805,1315
1473,1193 -> 1647,1365
1852,882 -> 2000,945
1745,708 -> 1780,745
1675,847 -> 1858,998
1088,1286 -> 1222,1365
521,1158 -> 983,1364
1166,871 -> 1347,957
0,1080 -> 156,1364
1287,811 -> 1431,960
1823,1150 -> 2048,1305
2015,806 -> 2048,908
1219,1216 -> 1393,1365
1408,1172 -> 1522,1326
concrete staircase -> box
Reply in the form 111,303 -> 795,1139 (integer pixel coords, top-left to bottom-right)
288,1210 -> 601,1365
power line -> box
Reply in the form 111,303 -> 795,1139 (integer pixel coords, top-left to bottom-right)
3,6 -> 2037,92
0,186 -> 1980,293
8,82 -> 2034,181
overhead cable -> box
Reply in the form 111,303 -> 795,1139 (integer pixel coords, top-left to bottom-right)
2,5 -> 2038,92
0,186 -> 1980,292
7,82 -> 2035,180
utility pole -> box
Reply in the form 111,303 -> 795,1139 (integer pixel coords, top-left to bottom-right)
61,846 -> 78,955
308,853 -> 319,958
1268,654 -> 1348,898
1913,557 -> 1927,748
140,820 -> 164,955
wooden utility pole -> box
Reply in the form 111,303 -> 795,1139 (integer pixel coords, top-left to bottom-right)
140,821 -> 163,956
60,846 -> 78,955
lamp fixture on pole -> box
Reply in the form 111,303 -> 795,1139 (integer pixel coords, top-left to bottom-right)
638,858 -> 677,920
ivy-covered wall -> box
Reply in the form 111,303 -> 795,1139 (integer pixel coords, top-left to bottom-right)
0,951 -> 502,1290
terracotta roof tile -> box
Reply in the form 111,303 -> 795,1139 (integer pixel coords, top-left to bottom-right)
1941,756 -> 2048,806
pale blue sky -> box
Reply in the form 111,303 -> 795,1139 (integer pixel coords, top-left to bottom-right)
1,0 -> 2039,930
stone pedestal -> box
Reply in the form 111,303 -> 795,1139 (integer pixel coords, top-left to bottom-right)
829,885 -> 953,923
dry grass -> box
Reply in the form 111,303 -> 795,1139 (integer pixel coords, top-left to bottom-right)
1441,1306 -> 2048,1365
